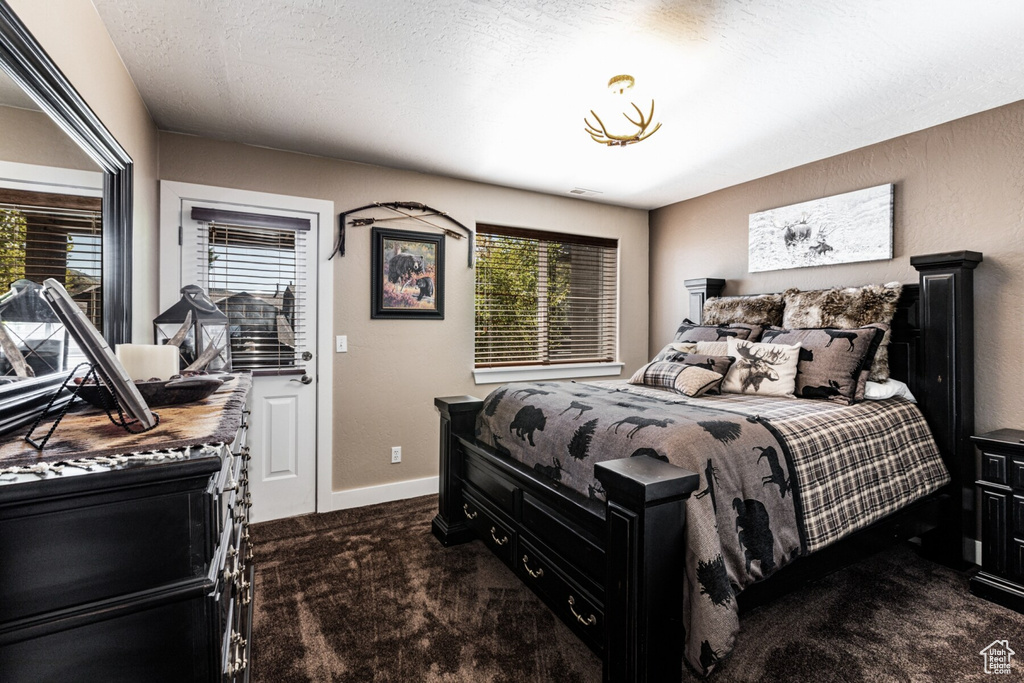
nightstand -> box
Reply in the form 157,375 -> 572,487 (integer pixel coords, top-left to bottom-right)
971,428 -> 1024,612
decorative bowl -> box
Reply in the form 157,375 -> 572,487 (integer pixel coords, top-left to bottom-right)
76,376 -> 224,409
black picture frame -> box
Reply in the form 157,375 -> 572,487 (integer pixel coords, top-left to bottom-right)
370,227 -> 445,320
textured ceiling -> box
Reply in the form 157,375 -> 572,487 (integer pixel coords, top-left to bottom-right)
93,0 -> 1024,209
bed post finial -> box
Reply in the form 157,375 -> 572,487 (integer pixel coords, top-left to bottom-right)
910,250 -> 982,568
596,456 -> 700,682
684,278 -> 725,324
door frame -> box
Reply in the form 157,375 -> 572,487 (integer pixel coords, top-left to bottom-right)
159,180 -> 334,514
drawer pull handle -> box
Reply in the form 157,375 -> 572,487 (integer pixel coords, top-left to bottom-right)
463,503 -> 478,520
522,555 -> 544,579
490,526 -> 509,546
568,596 -> 596,627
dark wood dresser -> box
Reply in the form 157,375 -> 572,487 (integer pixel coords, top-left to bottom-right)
0,382 -> 254,682
971,428 -> 1024,612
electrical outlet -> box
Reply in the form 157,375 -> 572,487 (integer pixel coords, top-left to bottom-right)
391,446 -> 401,464
336,335 -> 348,353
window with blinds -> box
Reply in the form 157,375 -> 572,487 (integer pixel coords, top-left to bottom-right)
0,190 -> 103,328
192,216 -> 308,372
0,189 -> 102,378
475,224 -> 618,367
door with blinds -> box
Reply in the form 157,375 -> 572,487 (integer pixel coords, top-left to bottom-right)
180,200 -> 318,523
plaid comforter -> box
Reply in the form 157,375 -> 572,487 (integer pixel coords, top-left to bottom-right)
474,380 -> 948,675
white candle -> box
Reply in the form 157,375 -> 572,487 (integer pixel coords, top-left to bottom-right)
115,344 -> 180,381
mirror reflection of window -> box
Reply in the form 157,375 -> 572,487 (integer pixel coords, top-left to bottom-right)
0,65 -> 103,383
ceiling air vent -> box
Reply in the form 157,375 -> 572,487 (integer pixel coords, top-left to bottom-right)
568,187 -> 603,197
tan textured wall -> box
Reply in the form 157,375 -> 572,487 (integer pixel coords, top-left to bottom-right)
158,132 -> 650,491
9,0 -> 160,341
0,105 -> 97,171
650,100 -> 1024,433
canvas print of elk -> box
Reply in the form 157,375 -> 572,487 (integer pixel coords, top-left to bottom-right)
370,227 -> 445,319
747,184 -> 893,273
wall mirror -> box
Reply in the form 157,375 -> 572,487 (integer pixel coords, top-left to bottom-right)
0,1 -> 133,434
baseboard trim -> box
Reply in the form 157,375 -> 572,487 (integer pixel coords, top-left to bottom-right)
329,476 -> 439,511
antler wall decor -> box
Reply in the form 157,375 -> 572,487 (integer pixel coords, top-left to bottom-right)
584,74 -> 662,147
331,201 -> 474,267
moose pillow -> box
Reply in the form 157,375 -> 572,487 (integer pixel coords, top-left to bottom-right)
720,337 -> 802,397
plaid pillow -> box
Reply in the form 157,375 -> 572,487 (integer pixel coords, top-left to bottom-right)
629,361 -> 726,397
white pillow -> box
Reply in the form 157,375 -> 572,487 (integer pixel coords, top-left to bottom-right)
864,378 -> 917,403
720,337 -> 802,397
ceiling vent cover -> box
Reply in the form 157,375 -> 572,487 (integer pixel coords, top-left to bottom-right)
569,188 -> 603,197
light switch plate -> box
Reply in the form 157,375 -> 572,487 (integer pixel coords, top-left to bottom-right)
336,335 -> 348,353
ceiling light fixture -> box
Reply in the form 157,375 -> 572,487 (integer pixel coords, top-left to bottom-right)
584,74 -> 662,147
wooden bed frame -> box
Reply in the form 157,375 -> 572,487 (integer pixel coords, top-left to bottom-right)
432,251 -> 981,682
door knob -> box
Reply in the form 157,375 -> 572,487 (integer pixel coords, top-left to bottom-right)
291,375 -> 313,385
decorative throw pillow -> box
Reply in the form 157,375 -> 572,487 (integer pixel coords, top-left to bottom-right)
865,378 -> 917,403
652,341 -> 699,362
695,340 -> 729,357
629,361 -> 726,397
702,293 -> 785,327
720,337 -> 802,397
781,282 -> 901,381
673,319 -> 763,344
760,324 -> 886,403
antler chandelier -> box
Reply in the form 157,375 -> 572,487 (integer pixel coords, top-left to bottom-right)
584,74 -> 662,147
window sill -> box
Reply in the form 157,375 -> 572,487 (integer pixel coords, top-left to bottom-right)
472,362 -> 625,386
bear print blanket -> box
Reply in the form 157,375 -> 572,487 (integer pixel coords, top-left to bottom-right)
475,380 -> 948,675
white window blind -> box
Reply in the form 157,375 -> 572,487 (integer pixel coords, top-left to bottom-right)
475,224 -> 618,367
0,192 -> 103,328
192,216 -> 309,372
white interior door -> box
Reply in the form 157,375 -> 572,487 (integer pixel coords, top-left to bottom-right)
174,196 -> 320,523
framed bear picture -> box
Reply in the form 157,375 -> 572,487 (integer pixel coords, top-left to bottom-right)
370,228 -> 445,320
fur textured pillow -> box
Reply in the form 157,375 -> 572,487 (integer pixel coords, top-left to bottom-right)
629,361 -> 726,397
720,337 -> 802,397
673,319 -> 763,344
760,324 -> 886,404
702,294 -> 784,327
781,282 -> 902,381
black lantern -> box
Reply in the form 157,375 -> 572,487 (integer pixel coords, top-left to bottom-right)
153,285 -> 231,372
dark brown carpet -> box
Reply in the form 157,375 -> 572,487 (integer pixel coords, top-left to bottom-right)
251,496 -> 1024,682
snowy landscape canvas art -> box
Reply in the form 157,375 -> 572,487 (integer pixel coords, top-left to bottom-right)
748,184 -> 893,273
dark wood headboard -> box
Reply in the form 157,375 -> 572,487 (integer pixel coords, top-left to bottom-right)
686,251 -> 982,565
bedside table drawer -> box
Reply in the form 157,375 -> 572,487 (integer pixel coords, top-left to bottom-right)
1014,539 -> 1024,580
982,452 -> 1008,485
1012,459 -> 1024,489
1014,496 -> 1024,537
981,488 -> 1010,575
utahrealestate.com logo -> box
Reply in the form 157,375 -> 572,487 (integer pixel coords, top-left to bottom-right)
980,640 -> 1015,675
